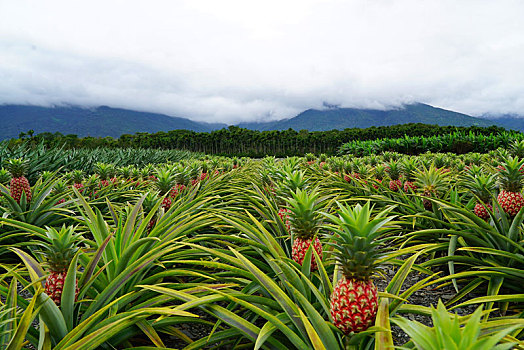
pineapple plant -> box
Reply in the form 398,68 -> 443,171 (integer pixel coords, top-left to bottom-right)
414,165 -> 450,211
319,154 -> 327,168
386,160 -> 402,191
324,202 -> 395,335
401,157 -> 418,192
70,170 -> 85,193
371,164 -> 386,189
496,156 -> 524,217
40,225 -> 83,305
143,191 -> 161,232
6,158 -> 32,203
285,189 -> 324,271
171,169 -> 189,197
462,170 -> 496,220
54,180 -> 68,205
94,163 -> 113,187
200,162 -> 209,181
154,168 -> 176,210
305,153 -> 316,165
509,139 -> 524,158
0,168 -> 11,185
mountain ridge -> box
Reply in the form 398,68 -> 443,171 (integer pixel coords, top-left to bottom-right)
0,103 -> 522,140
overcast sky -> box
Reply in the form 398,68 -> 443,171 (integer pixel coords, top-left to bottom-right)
1,0 -> 524,123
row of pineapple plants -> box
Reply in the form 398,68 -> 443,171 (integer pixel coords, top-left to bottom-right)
0,151 -> 523,348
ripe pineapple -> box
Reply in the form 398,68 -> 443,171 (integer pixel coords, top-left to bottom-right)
386,160 -> 402,191
496,156 -> 524,216
325,202 -> 395,335
414,165 -> 450,210
154,168 -> 176,210
41,226 -> 83,305
285,189 -> 324,271
6,158 -> 32,203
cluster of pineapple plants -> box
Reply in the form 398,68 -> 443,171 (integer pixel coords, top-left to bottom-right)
0,144 -> 523,349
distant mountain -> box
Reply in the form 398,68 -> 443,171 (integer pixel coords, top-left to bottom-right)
480,114 -> 524,132
0,103 -> 519,141
0,105 -> 226,140
238,103 -> 497,131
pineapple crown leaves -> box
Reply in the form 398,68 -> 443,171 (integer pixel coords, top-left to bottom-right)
393,300 -> 520,350
93,163 -> 114,180
277,169 -> 308,198
461,172 -> 496,202
38,225 -> 84,272
322,202 -> 397,280
400,158 -> 418,181
284,188 -> 326,238
53,180 -> 68,194
496,156 -> 524,192
0,168 -> 11,184
154,168 -> 176,194
509,139 -> 524,158
71,170 -> 84,184
142,190 -> 161,212
385,160 -> 401,180
5,158 -> 29,178
372,165 -> 386,180
414,165 -> 451,197
118,166 -> 133,178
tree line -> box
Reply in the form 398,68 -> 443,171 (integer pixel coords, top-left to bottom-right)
19,123 -> 510,157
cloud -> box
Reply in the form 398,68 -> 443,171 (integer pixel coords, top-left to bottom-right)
1,0 -> 524,123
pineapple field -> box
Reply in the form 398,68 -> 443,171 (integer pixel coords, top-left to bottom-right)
1,140 -> 524,349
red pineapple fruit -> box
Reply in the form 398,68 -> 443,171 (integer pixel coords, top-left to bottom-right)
324,202 -> 396,334
496,156 -> 524,217
286,189 -> 324,271
41,226 -> 83,305
6,158 -> 31,203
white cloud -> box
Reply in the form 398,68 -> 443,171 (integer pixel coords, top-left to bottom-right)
1,0 -> 524,123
